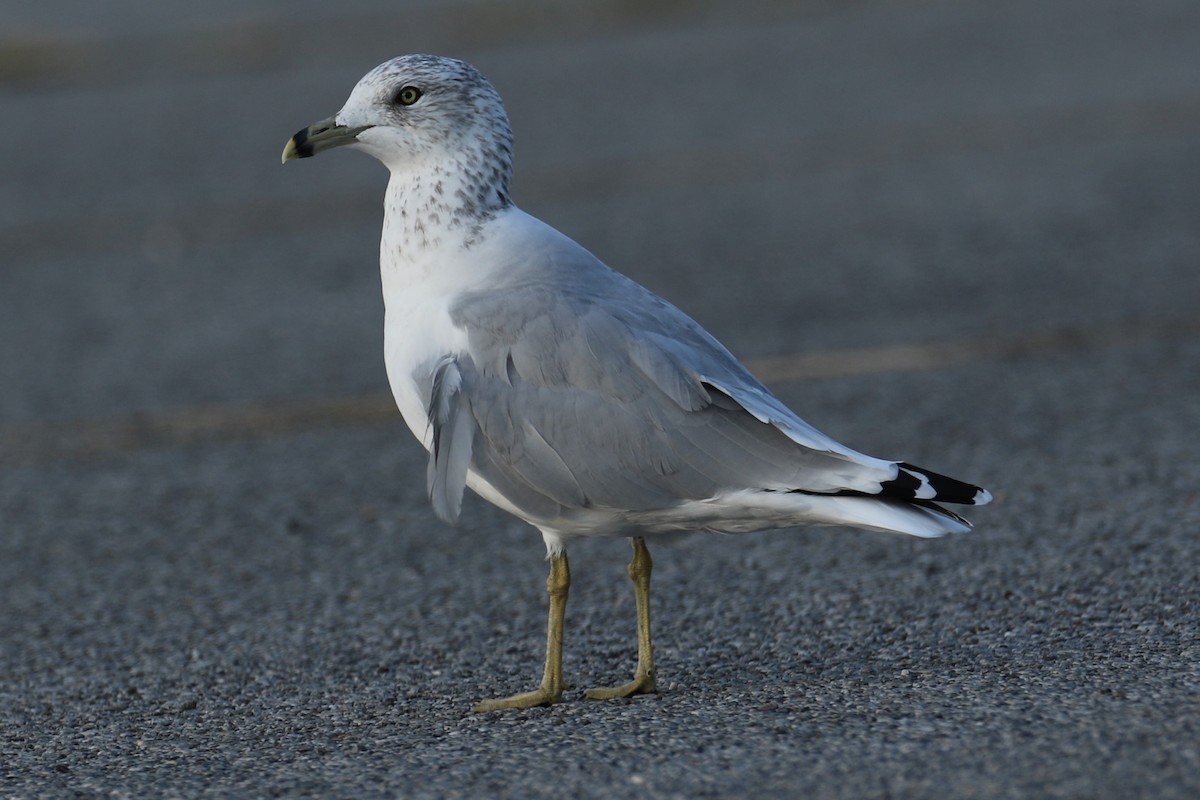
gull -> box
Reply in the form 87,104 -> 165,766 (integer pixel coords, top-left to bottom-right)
282,54 -> 991,712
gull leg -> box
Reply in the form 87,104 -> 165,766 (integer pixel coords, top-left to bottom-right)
586,537 -> 657,700
473,549 -> 570,712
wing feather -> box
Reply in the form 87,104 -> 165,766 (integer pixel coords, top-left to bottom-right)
426,240 -> 901,523
426,357 -> 475,523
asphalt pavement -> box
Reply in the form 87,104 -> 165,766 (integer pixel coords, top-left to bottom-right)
2,1 -> 1198,797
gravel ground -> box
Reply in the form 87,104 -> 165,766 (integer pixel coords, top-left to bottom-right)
2,1 -> 1198,797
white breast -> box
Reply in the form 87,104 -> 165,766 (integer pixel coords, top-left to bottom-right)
380,206 -> 549,523
381,296 -> 464,450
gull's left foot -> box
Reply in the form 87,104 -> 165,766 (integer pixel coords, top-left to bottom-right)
473,685 -> 563,712
473,550 -> 572,713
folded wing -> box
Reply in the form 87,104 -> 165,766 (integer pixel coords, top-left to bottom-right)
416,238 -> 990,527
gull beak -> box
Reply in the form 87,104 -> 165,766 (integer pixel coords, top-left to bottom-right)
281,117 -> 373,164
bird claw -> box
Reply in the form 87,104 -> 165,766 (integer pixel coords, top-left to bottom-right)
472,686 -> 563,712
584,672 -> 657,700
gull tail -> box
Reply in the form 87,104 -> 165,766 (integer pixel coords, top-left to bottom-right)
780,461 -> 991,538
803,495 -> 974,538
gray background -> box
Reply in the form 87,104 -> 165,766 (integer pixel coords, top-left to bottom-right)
2,0 -> 1198,797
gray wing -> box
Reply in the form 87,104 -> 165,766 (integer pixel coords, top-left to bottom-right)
421,242 -> 899,525
425,356 -> 475,522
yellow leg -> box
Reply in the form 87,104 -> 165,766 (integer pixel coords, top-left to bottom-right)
473,549 -> 570,712
586,537 -> 657,700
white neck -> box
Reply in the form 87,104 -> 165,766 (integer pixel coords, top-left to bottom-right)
379,145 -> 510,254
378,163 -> 515,302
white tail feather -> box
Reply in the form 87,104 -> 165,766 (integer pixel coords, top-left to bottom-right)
795,494 -> 971,538
590,489 -> 975,538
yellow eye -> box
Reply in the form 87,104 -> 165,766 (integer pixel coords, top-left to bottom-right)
394,86 -> 423,106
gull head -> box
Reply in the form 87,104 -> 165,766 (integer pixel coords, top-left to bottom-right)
282,54 -> 514,197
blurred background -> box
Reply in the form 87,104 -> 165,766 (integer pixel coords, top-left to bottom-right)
2,1 -> 1198,797
5,0 -> 1197,428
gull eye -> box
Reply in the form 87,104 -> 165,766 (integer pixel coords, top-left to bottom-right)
393,86 -> 423,106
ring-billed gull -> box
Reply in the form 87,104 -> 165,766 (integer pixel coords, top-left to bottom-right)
282,54 -> 991,712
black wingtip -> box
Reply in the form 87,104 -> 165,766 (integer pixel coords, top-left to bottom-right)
893,462 -> 991,505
